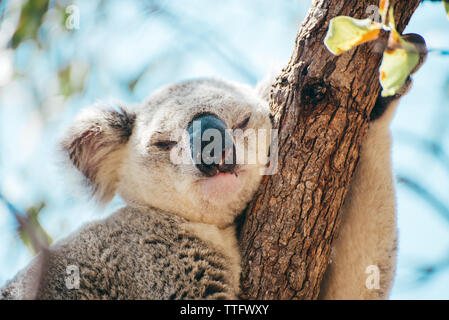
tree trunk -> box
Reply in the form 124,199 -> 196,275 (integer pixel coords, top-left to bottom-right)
239,0 -> 421,300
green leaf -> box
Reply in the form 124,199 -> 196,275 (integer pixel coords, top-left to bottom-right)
11,0 -> 50,48
16,202 -> 53,255
324,16 -> 382,56
387,6 -> 396,30
379,32 -> 420,97
379,0 -> 390,23
444,0 -> 449,19
58,62 -> 89,97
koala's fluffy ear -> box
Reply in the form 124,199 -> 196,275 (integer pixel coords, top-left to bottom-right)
61,106 -> 136,203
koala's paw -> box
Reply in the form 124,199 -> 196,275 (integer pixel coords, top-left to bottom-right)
370,33 -> 427,122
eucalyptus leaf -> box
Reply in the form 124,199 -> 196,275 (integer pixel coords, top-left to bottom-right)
324,16 -> 382,56
379,0 -> 390,23
379,32 -> 420,97
388,6 -> 396,30
11,0 -> 50,48
17,202 -> 53,255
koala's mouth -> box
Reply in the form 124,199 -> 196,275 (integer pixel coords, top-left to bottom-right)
198,167 -> 245,180
197,169 -> 247,201
196,156 -> 239,178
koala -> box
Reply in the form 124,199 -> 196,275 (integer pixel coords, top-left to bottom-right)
0,78 -> 272,299
0,34 -> 426,300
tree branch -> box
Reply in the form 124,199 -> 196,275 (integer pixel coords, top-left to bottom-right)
239,0 -> 421,300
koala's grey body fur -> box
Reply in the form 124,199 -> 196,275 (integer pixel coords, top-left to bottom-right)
1,207 -> 237,299
1,34 -> 426,299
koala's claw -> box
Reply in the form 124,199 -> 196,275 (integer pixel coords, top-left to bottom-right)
397,76 -> 412,97
402,33 -> 428,75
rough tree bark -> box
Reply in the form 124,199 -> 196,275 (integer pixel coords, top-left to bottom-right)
239,0 -> 421,300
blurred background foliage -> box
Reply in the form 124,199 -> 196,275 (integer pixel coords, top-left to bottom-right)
0,0 -> 448,299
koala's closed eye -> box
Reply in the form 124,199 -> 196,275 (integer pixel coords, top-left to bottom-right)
234,115 -> 251,130
153,140 -> 177,151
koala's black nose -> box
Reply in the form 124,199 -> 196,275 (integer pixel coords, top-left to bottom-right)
187,114 -> 236,177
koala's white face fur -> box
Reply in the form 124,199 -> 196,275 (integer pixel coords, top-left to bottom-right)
62,78 -> 272,228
